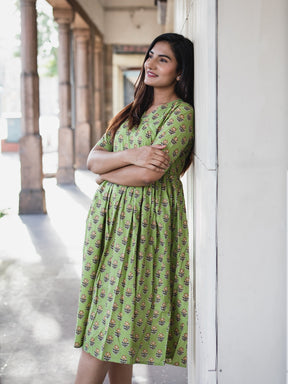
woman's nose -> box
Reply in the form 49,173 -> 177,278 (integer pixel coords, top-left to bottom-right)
146,57 -> 156,69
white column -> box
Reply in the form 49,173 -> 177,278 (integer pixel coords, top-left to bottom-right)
174,0 -> 218,383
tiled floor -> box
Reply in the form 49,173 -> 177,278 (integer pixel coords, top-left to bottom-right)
0,153 -> 188,384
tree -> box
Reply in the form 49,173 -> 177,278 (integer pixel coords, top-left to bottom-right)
14,0 -> 58,77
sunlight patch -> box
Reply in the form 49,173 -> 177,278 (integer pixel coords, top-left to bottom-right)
33,313 -> 62,344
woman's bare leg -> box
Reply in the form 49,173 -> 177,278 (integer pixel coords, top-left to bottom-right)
108,362 -> 133,384
74,350 -> 110,384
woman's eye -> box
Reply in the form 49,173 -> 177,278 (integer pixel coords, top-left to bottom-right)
160,58 -> 168,63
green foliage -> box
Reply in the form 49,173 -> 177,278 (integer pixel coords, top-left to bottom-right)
13,0 -> 21,58
43,47 -> 58,77
14,0 -> 58,77
0,210 -> 8,218
13,33 -> 21,58
37,8 -> 58,77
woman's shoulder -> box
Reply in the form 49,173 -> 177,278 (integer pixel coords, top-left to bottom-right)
169,100 -> 194,123
174,99 -> 194,114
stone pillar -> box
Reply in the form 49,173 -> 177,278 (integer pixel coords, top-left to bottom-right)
53,8 -> 75,184
19,0 -> 46,214
104,44 -> 113,127
93,36 -> 105,144
73,28 -> 91,169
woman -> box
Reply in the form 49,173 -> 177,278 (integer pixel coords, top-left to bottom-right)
74,33 -> 194,384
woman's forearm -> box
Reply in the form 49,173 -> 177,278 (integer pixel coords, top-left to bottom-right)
101,165 -> 164,187
87,144 -> 170,175
87,147 -> 131,174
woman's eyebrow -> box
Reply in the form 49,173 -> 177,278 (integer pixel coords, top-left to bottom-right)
149,50 -> 172,61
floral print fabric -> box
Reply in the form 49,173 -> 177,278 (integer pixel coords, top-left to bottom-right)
74,99 -> 194,367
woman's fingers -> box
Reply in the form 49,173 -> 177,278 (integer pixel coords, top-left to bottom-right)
146,147 -> 170,170
150,156 -> 169,170
151,144 -> 166,149
129,145 -> 170,170
151,144 -> 170,160
152,149 -> 170,168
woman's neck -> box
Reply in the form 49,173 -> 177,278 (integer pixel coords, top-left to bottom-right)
151,89 -> 178,107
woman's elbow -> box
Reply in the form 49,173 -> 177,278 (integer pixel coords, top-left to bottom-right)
141,169 -> 163,185
87,156 -> 99,174
87,147 -> 107,173
87,149 -> 101,173
87,157 -> 94,172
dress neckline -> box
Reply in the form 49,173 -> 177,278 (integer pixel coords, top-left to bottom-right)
143,99 -> 182,117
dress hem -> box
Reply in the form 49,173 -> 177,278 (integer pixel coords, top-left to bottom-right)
74,345 -> 187,368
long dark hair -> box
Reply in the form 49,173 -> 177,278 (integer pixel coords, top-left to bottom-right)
107,33 -> 194,138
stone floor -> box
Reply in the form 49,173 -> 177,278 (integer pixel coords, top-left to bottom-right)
0,153 -> 188,384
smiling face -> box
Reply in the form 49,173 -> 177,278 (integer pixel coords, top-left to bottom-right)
144,41 -> 179,91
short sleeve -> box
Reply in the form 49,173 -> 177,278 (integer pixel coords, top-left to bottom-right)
152,103 -> 194,164
95,130 -> 113,152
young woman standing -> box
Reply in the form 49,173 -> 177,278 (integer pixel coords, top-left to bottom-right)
74,33 -> 194,384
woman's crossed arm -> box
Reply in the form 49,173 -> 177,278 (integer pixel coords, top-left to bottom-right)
87,144 -> 170,186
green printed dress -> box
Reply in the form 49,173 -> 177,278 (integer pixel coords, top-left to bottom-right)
74,99 -> 194,367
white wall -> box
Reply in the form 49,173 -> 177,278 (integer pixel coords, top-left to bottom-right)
174,1 -> 218,383
217,0 -> 288,383
104,8 -> 163,45
77,0 -> 162,45
176,0 -> 288,383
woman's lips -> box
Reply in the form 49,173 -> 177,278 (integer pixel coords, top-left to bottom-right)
146,71 -> 158,78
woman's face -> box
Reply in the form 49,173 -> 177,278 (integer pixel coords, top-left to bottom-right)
144,41 -> 179,90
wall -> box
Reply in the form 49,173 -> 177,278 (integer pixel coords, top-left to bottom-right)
176,0 -> 288,383
104,8 -> 163,45
217,0 -> 288,383
174,0 -> 218,383
77,0 -> 162,45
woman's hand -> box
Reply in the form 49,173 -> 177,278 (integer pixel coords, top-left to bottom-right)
127,144 -> 170,172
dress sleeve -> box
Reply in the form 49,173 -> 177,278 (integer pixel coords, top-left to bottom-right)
152,103 -> 194,164
95,130 -> 113,152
